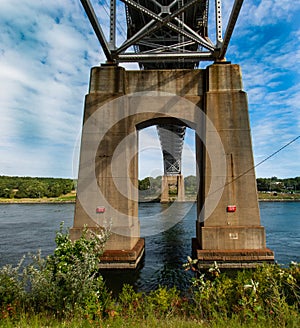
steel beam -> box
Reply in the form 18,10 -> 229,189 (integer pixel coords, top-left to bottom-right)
119,0 -> 214,53
174,17 -> 214,48
157,124 -> 186,175
139,40 -> 196,54
109,0 -> 116,49
117,51 -> 214,62
80,0 -> 113,62
116,19 -> 157,55
215,0 -> 223,46
219,0 -> 244,59
78,0 -> 244,64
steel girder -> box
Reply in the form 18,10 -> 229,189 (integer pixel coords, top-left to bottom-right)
80,0 -> 245,65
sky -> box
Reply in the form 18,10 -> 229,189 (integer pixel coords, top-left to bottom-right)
0,0 -> 299,179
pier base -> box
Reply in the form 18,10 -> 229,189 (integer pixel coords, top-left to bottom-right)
70,227 -> 145,269
99,238 -> 145,269
193,239 -> 274,269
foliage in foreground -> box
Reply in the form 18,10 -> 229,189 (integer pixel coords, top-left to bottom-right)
0,226 -> 299,327
0,223 -> 111,319
1,314 -> 299,328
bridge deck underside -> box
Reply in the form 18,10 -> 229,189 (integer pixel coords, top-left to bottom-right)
126,0 -> 209,69
157,124 -> 186,175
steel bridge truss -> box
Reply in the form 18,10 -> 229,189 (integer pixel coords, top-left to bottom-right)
157,124 -> 186,175
80,0 -> 244,65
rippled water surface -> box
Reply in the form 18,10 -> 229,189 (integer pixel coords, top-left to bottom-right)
0,202 -> 299,292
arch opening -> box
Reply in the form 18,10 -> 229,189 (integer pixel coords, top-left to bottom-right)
138,124 -> 197,204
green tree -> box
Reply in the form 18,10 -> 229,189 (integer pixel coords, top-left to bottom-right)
139,177 -> 150,190
15,180 -> 47,198
185,175 -> 197,194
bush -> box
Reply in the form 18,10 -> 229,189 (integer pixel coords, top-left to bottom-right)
0,223 -> 112,319
184,259 -> 300,324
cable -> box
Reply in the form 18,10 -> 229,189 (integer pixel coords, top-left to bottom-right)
250,135 -> 299,174
207,135 -> 300,197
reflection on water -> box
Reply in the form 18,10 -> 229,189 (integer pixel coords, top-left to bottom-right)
102,202 -> 195,293
0,201 -> 299,293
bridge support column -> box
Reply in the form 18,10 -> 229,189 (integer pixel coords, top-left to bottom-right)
194,63 -> 274,268
70,64 -> 144,269
161,174 -> 185,203
70,63 -> 273,269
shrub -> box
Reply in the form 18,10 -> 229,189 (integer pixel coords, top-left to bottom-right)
184,259 -> 300,324
0,223 -> 112,319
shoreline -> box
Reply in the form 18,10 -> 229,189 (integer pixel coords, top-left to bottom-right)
1,198 -> 300,204
0,198 -> 76,204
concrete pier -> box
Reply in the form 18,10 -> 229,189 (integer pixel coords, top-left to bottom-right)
161,175 -> 185,203
70,63 -> 274,268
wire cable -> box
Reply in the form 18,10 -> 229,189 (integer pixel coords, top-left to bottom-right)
249,135 -> 299,175
207,135 -> 300,197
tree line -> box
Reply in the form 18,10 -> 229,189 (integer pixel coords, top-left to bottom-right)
256,176 -> 300,193
0,175 -> 298,199
0,176 -> 75,199
139,175 -> 300,194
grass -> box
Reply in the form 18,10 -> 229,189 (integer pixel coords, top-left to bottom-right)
1,314 -> 299,328
1,191 -> 299,204
0,192 -> 76,203
258,191 -> 300,201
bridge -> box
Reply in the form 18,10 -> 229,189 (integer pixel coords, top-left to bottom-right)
70,0 -> 274,268
157,124 -> 186,202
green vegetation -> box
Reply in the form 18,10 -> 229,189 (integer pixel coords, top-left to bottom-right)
0,176 -> 75,200
0,223 -> 111,321
0,175 -> 299,203
258,192 -> 300,201
138,175 -> 300,201
138,176 -> 162,201
257,176 -> 300,193
0,225 -> 299,327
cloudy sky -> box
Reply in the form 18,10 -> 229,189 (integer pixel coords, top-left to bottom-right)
0,0 -> 299,179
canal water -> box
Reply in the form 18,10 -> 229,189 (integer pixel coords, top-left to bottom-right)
0,202 -> 299,292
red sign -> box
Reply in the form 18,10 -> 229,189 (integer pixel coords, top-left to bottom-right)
96,207 -> 105,213
227,205 -> 236,212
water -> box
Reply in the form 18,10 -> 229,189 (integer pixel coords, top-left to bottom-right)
0,202 -> 299,292
260,202 -> 300,264
0,204 -> 74,266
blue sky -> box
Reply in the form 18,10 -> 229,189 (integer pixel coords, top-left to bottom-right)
0,0 -> 299,179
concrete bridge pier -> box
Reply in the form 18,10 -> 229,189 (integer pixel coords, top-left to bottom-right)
161,174 -> 185,203
70,62 -> 274,269
70,64 -> 144,269
194,63 -> 274,268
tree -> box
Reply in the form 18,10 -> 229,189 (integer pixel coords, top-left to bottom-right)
14,180 -> 47,198
138,177 -> 150,190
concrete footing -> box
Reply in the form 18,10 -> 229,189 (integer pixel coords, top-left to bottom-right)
192,238 -> 274,268
99,238 -> 145,269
